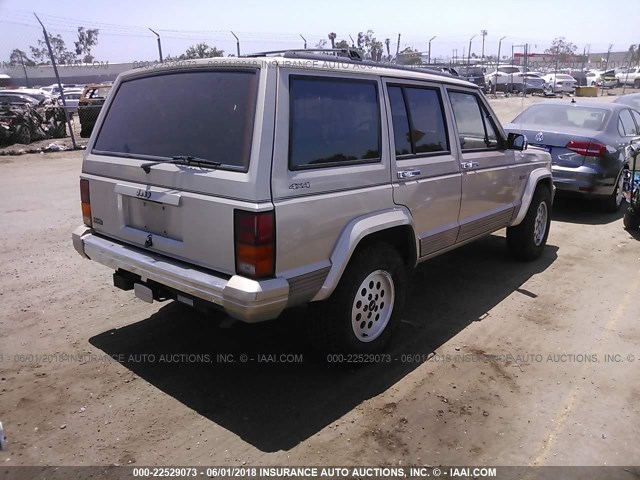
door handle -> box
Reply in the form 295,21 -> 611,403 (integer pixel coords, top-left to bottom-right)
397,168 -> 422,179
460,161 -> 479,170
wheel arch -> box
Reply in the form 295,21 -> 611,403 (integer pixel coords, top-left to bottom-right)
510,168 -> 554,227
311,207 -> 418,302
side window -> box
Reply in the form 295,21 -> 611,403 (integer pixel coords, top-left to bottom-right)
404,88 -> 449,154
289,76 -> 380,170
449,91 -> 499,150
631,110 -> 640,134
619,109 -> 638,136
387,85 -> 449,157
388,87 -> 412,156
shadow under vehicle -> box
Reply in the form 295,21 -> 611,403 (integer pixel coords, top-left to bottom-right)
90,234 -> 558,452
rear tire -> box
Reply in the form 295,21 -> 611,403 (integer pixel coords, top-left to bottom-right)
308,243 -> 406,355
602,168 -> 627,213
623,209 -> 640,230
507,186 -> 551,261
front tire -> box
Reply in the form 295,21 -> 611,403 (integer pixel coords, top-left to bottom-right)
507,186 -> 551,261
308,243 -> 406,354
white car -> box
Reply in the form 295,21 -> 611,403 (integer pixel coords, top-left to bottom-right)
542,73 -> 577,93
615,67 -> 640,87
485,66 -> 526,92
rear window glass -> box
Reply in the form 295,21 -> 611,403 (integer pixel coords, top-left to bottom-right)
289,76 -> 380,170
513,105 -> 610,130
93,70 -> 258,171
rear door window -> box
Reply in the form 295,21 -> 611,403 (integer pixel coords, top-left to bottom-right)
288,76 -> 380,170
93,70 -> 258,171
387,85 -> 449,157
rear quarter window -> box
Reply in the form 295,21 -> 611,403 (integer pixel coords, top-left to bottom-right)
288,76 -> 381,170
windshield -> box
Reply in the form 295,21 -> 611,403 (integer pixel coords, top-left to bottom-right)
93,69 -> 259,170
513,104 -> 610,130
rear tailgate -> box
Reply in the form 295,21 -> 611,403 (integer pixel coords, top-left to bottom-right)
81,64 -> 275,276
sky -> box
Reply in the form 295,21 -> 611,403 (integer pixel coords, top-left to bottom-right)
1,0 -> 639,64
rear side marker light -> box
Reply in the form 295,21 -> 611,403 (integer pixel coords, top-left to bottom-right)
80,179 -> 92,227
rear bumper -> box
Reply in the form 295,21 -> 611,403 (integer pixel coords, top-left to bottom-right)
552,165 -> 616,197
72,227 -> 289,323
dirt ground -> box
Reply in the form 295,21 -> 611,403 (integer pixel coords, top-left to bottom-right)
0,93 -> 639,469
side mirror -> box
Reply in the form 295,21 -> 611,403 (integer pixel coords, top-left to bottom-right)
507,132 -> 528,151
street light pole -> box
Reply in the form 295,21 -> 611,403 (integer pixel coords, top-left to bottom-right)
148,28 -> 163,63
428,36 -> 436,65
494,36 -> 506,95
231,31 -> 240,57
481,30 -> 487,61
468,34 -> 476,68
581,44 -> 590,84
300,34 -> 307,49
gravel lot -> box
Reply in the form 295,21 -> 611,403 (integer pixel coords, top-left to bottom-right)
0,92 -> 639,468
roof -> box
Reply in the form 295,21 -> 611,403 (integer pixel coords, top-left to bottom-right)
115,55 -> 478,89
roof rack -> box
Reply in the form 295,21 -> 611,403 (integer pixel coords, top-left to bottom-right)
245,48 -> 363,61
243,49 -> 455,79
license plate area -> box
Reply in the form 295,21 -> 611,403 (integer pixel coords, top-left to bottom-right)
531,144 -> 552,153
125,197 -> 183,241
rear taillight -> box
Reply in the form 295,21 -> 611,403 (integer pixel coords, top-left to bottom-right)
234,210 -> 275,279
80,179 -> 92,227
565,140 -> 607,157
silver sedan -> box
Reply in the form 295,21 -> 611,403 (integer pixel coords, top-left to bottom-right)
504,101 -> 640,211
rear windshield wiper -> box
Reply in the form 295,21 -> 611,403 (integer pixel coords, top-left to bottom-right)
140,155 -> 221,174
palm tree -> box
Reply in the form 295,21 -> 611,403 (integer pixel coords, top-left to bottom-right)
328,32 -> 336,49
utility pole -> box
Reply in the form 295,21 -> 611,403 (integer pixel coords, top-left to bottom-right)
299,34 -> 307,49
33,13 -> 76,149
349,35 -> 355,48
481,29 -> 487,61
385,38 -> 391,61
231,31 -> 240,57
468,34 -> 476,68
148,28 -> 163,62
395,33 -> 401,64
428,36 -> 436,65
18,51 -> 30,87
